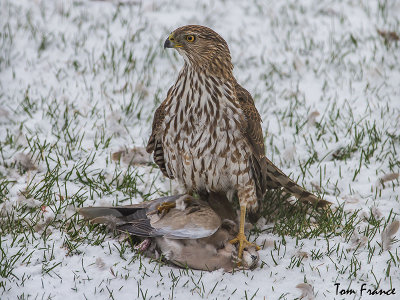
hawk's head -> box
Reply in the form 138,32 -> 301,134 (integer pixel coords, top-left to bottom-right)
164,25 -> 233,76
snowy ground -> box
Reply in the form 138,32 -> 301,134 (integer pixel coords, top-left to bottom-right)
1,0 -> 400,299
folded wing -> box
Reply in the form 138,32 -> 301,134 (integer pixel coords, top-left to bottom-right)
78,194 -> 221,239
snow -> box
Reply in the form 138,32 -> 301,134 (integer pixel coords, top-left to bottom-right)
1,0 -> 399,299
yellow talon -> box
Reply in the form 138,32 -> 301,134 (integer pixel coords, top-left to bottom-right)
229,233 -> 260,262
157,202 -> 176,214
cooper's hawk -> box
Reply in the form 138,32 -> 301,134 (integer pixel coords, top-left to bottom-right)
147,25 -> 330,259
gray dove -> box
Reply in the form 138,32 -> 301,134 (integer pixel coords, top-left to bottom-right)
78,194 -> 259,271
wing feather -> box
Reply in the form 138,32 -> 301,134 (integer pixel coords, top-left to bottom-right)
78,195 -> 221,239
234,82 -> 330,208
146,88 -> 174,179
234,83 -> 268,200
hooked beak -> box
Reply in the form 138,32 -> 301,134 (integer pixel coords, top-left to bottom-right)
164,33 -> 182,49
163,38 -> 173,49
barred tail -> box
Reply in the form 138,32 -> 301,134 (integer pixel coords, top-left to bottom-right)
146,135 -> 174,179
261,157 -> 331,208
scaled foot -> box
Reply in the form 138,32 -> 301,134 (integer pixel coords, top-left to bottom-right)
229,232 -> 260,263
157,201 -> 176,215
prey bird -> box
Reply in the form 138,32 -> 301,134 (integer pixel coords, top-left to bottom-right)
146,25 -> 330,259
78,194 -> 259,271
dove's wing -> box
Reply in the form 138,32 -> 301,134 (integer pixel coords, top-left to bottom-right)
78,194 -> 221,239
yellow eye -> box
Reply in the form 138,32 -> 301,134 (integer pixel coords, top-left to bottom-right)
186,35 -> 195,42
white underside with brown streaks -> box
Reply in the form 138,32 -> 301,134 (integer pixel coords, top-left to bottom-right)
161,65 -> 258,207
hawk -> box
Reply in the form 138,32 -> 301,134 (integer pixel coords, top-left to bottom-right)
147,25 -> 330,259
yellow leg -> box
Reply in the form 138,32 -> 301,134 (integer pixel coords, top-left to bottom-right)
229,205 -> 260,261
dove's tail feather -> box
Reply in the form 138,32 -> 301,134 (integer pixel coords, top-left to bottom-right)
78,206 -> 154,237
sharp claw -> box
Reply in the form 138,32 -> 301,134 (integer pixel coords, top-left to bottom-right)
229,233 -> 260,265
229,234 -> 259,248
157,202 -> 176,215
231,254 -> 241,265
229,238 -> 239,245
